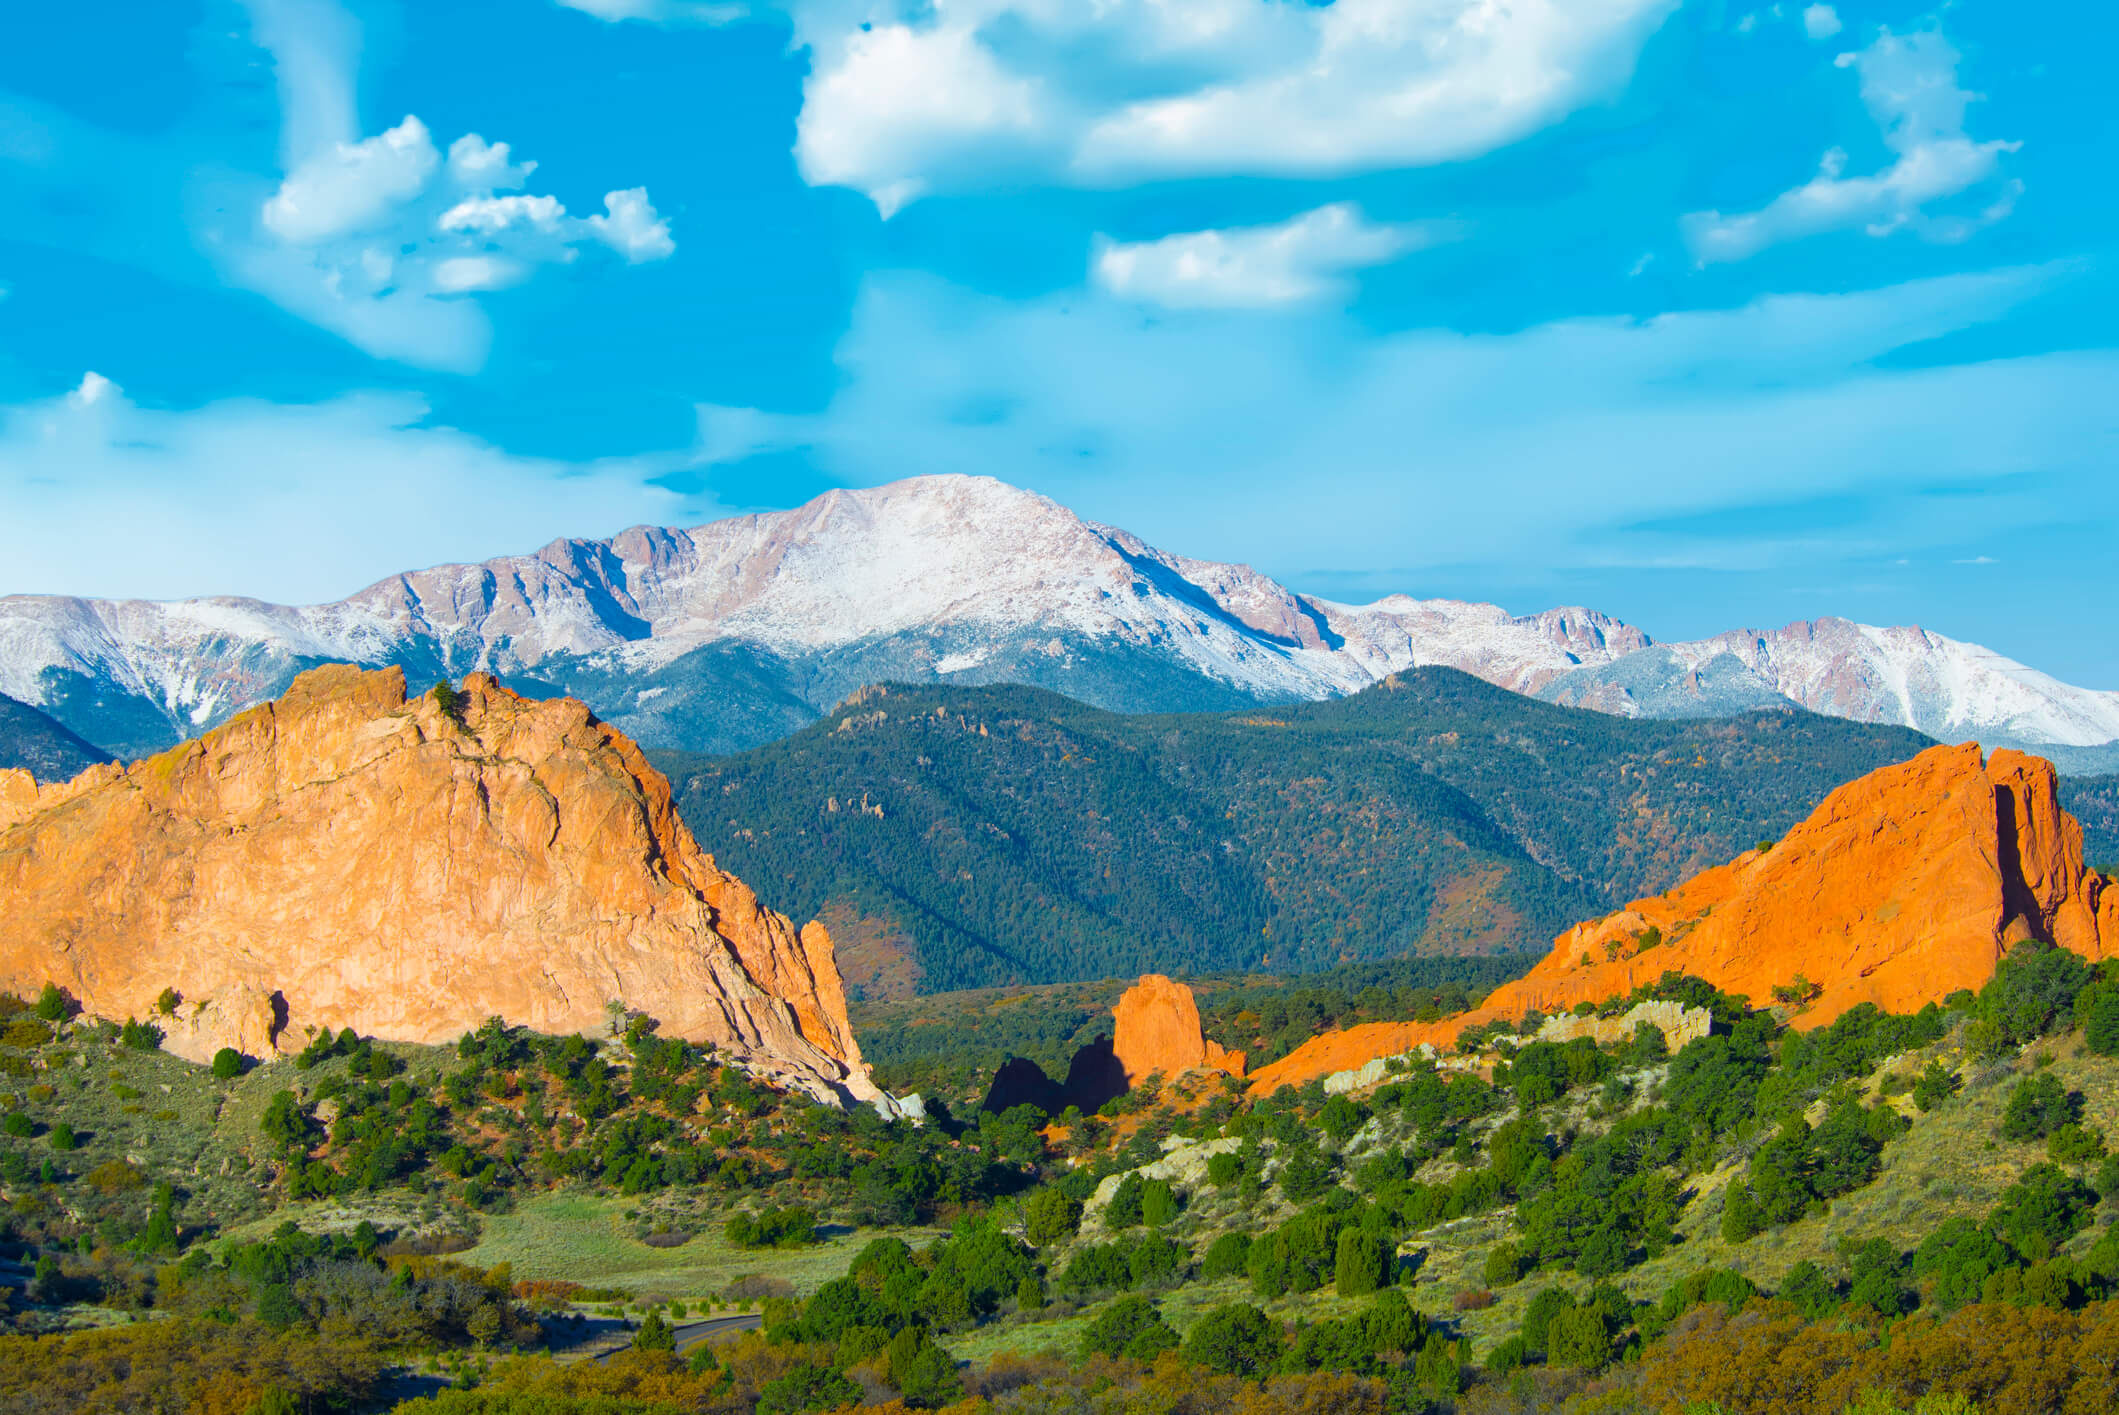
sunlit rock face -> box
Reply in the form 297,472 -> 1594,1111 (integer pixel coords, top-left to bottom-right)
0,664 -> 883,1108
1250,743 -> 2118,1094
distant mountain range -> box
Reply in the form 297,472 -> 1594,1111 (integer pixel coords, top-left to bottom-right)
4,474 -> 2116,767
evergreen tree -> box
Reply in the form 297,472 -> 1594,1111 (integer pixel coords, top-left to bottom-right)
1104,1173 -> 1145,1229
1023,1187 -> 1083,1247
1181,1303 -> 1283,1377
2002,1073 -> 2081,1142
1546,1305 -> 1613,1369
2082,983 -> 2119,1055
137,1183 -> 179,1255
1334,1228 -> 1390,1297
1139,1178 -> 1180,1227
1912,1060 -> 1959,1111
632,1311 -> 675,1352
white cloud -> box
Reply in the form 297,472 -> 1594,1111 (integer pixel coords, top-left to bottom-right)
798,19 -> 1047,217
1684,26 -> 2020,264
445,134 -> 537,189
226,240 -> 496,372
786,0 -> 1680,213
218,0 -> 675,370
261,115 -> 440,243
587,188 -> 678,262
1802,4 -> 1842,39
0,379 -> 700,603
244,0 -> 362,166
1093,205 -> 1434,310
555,0 -> 747,22
438,194 -> 568,235
67,371 -> 117,408
431,255 -> 530,294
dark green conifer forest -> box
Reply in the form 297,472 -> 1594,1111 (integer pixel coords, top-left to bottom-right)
655,670 -> 1933,993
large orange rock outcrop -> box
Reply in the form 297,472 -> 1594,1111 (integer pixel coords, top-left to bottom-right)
980,973 -> 1244,1115
1251,743 -> 2118,1093
1112,974 -> 1245,1087
0,665 -> 887,1107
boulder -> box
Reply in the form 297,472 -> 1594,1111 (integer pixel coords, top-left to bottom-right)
1086,1136 -> 1242,1219
1533,1000 -> 1713,1050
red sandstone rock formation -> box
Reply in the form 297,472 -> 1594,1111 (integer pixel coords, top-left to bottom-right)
1250,743 -> 2117,1094
0,665 -> 884,1107
1112,974 -> 1245,1087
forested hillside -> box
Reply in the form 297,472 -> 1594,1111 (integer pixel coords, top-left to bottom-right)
0,691 -> 111,782
657,669 -> 1932,994
2061,775 -> 2119,868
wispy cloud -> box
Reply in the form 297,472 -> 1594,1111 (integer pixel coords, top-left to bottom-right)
693,265 -> 2102,582
1684,24 -> 2021,264
554,0 -> 746,21
1802,4 -> 1842,39
0,374 -> 701,602
1092,205 -> 1441,310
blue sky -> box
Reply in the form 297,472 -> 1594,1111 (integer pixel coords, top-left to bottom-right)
2,0 -> 2114,683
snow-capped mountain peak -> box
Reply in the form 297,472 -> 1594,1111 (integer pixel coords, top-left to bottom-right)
2,473 -> 2114,764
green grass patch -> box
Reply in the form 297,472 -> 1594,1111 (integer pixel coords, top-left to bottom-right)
451,1189 -> 945,1302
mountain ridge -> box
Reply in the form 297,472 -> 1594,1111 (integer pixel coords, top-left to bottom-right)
0,691 -> 112,781
655,670 -> 1935,992
4,474 -> 2114,762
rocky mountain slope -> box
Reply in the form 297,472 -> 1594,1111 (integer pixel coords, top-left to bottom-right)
655,672 -> 1932,991
0,665 -> 887,1108
1250,742 -> 2119,1092
1539,619 -> 2119,763
4,475 -> 2113,763
0,691 -> 110,781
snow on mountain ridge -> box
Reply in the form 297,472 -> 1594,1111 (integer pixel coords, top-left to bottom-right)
2,473 -> 2113,759
1663,619 -> 2119,748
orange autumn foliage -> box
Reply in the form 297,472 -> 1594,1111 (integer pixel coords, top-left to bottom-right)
934,1351 -> 1398,1415
0,1319 -> 380,1415
1630,1300 -> 2119,1415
